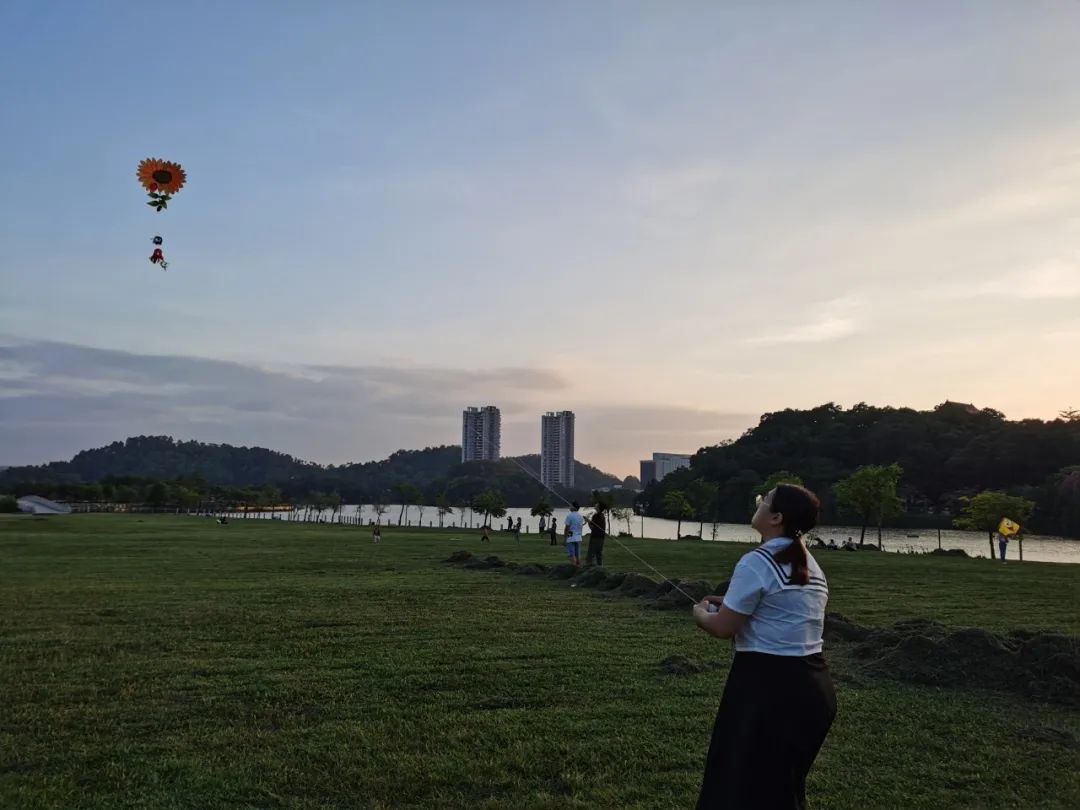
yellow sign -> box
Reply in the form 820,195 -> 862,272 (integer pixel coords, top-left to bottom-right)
998,517 -> 1021,536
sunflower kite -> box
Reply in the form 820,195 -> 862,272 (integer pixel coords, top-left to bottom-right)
137,158 -> 186,211
137,158 -> 186,270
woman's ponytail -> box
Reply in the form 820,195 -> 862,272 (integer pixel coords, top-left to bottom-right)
769,484 -> 820,586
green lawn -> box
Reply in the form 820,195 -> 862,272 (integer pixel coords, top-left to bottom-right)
1,515 -> 1078,809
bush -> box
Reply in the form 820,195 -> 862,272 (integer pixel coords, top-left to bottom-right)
0,495 -> 19,513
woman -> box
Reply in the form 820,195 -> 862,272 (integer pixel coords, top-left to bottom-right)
692,484 -> 836,809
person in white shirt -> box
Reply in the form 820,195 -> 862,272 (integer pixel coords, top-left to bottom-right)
564,501 -> 584,566
692,483 -> 836,809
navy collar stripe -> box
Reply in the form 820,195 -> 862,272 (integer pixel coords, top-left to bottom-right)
752,547 -> 788,580
753,547 -> 828,589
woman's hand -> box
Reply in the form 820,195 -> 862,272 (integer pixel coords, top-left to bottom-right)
693,598 -> 749,640
692,600 -> 711,623
693,598 -> 720,626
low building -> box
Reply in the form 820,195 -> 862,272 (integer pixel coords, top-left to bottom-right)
16,495 -> 72,515
639,452 -> 692,485
639,459 -> 657,487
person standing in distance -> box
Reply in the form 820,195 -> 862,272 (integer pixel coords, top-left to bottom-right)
586,502 -> 607,566
692,484 -> 835,809
564,501 -> 584,566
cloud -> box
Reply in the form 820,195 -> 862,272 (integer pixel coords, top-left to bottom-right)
581,405 -> 755,437
0,338 -> 569,466
979,258 -> 1080,300
0,338 -> 755,474
923,143 -> 1080,232
0,338 -> 749,475
568,406 -> 756,470
742,296 -> 864,346
931,257 -> 1080,302
620,159 -> 728,209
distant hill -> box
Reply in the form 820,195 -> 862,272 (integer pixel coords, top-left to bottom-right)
0,436 -> 626,507
509,454 -> 621,492
2,436 -> 317,487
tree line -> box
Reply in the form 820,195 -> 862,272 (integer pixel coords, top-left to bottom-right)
0,474 -> 639,537
639,402 -> 1080,541
0,436 -> 633,509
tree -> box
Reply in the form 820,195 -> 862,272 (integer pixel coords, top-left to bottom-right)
833,464 -> 905,548
1048,467 -> 1080,539
174,486 -> 200,511
755,470 -> 804,496
530,497 -> 553,524
1060,408 -> 1080,422
301,491 -> 325,521
663,491 -> 694,537
373,496 -> 389,525
145,481 -> 168,509
0,496 -> 19,513
472,490 -> 507,528
955,491 -> 1035,558
114,485 -> 138,504
326,491 -> 343,523
435,492 -> 454,528
685,478 -> 715,538
591,490 -> 616,510
610,505 -> 633,535
392,483 -> 421,525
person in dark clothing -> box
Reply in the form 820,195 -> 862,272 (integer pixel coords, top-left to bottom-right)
549,519 -> 558,546
586,504 -> 607,566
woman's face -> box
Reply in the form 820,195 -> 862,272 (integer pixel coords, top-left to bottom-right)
751,488 -> 780,534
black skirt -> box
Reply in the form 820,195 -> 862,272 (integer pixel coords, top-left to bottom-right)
697,651 -> 836,810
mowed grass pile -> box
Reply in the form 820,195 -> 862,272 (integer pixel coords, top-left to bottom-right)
1,515 -> 1078,809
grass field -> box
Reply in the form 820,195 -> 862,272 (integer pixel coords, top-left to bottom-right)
1,515 -> 1078,809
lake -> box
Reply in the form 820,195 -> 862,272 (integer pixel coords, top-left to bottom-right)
227,503 -> 1080,564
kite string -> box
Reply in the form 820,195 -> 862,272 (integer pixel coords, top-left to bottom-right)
503,456 -> 701,605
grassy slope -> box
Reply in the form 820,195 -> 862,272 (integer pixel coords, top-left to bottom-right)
1,515 -> 1077,809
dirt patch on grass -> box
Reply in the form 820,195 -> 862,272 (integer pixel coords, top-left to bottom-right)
834,617 -> 1080,706
1016,726 -> 1078,749
446,551 -> 1080,705
657,654 -> 723,676
617,572 -> 662,598
824,612 -> 871,642
570,566 -> 610,588
652,579 -> 713,610
446,551 -> 713,612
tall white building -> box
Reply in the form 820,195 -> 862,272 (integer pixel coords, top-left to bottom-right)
462,406 -> 501,462
541,411 -> 575,488
639,452 -> 691,485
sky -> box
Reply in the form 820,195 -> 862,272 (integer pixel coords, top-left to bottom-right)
2,2 -> 1080,476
